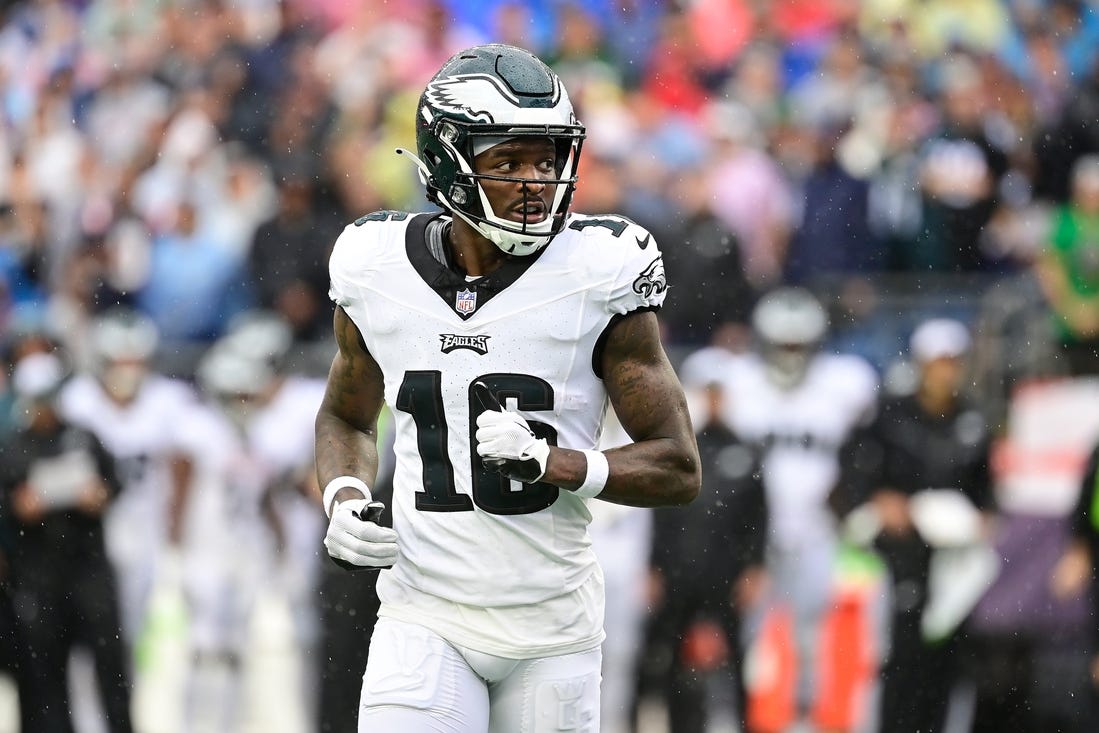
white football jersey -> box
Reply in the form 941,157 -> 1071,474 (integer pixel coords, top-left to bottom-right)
249,376 -> 327,474
58,373 -> 196,524
174,400 -> 270,565
329,210 -> 667,657
249,376 -> 328,614
720,352 -> 878,549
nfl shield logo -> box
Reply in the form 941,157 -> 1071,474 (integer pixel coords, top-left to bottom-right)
455,288 -> 477,315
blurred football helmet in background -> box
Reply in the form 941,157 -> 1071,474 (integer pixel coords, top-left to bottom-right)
221,310 -> 294,375
89,307 -> 160,402
195,342 -> 274,429
751,287 -> 828,390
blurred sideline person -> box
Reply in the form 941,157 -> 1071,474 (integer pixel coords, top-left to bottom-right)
718,286 -> 879,733
219,311 -> 330,722
175,343 -> 280,733
57,307 -> 196,649
587,408 -> 655,733
315,44 -> 701,732
0,351 -> 134,733
641,371 -> 767,733
178,313 -> 329,731
839,318 -> 995,733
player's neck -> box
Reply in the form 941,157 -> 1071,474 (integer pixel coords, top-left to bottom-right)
447,219 -> 509,277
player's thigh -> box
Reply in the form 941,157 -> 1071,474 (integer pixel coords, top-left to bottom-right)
488,647 -> 602,733
359,617 -> 489,733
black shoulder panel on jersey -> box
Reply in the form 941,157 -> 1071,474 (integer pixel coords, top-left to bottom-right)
590,306 -> 662,380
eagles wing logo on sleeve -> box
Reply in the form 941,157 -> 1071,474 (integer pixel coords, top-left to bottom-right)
423,74 -> 561,124
632,256 -> 667,299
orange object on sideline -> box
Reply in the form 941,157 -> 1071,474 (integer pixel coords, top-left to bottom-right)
745,605 -> 797,733
812,587 -> 876,732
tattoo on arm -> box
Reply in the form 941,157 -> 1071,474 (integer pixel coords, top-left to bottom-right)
595,311 -> 700,506
315,307 -> 385,493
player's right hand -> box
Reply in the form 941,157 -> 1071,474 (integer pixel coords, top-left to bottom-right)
324,498 -> 398,571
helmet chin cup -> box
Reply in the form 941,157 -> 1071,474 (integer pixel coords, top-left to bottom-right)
450,207 -> 552,256
480,223 -> 551,256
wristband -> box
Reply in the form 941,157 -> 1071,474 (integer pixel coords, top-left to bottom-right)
323,476 -> 371,518
573,450 -> 609,499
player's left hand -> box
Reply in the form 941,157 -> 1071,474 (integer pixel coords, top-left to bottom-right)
473,382 -> 549,483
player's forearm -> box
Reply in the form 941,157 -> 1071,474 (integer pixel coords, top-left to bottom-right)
315,409 -> 381,503
543,438 -> 699,508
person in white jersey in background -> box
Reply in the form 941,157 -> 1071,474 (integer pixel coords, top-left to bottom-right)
176,342 -> 274,733
315,43 -> 700,733
58,307 -> 196,649
219,310 -> 329,723
176,313 -> 328,733
718,286 -> 879,730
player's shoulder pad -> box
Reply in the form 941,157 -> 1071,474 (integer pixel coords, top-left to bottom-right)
815,352 -> 880,404
563,214 -> 667,315
330,210 -> 414,306
564,213 -> 650,243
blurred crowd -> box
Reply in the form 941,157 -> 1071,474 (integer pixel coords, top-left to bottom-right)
4,0 -> 1099,732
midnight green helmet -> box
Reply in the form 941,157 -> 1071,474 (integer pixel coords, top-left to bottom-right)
401,44 -> 585,256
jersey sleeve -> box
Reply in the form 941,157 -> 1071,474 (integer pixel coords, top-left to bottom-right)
327,222 -> 361,310
603,221 -> 667,316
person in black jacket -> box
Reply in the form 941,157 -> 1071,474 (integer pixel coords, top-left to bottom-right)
643,378 -> 768,733
0,351 -> 133,733
839,317 -> 992,733
1060,436 -> 1099,728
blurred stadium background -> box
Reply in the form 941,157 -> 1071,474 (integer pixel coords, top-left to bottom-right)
4,0 -> 1099,732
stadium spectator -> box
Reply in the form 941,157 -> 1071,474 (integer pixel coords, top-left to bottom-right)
1033,154 -> 1099,375
247,160 -> 341,342
136,198 -> 248,344
908,55 -> 1011,273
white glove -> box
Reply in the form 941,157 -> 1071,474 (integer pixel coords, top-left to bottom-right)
475,408 -> 550,483
323,499 -> 398,571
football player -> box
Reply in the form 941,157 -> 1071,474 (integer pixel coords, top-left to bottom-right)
315,44 -> 701,732
177,343 -> 271,733
718,287 -> 880,731
57,307 -> 196,647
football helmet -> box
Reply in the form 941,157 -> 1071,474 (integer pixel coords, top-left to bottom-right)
221,310 -> 293,374
751,287 -> 828,390
88,307 -> 159,402
196,342 -> 274,429
196,343 -> 273,400
399,44 -> 585,256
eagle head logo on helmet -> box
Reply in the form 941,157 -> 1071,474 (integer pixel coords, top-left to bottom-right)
401,44 -> 586,257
